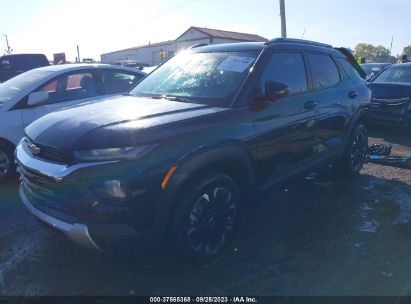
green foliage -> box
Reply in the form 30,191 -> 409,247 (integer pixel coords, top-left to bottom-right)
354,43 -> 391,63
402,46 -> 411,57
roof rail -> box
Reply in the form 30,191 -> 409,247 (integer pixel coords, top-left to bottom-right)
188,43 -> 208,49
265,38 -> 332,48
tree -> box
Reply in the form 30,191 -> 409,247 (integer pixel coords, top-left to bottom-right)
373,45 -> 391,63
354,43 -> 391,63
402,46 -> 411,57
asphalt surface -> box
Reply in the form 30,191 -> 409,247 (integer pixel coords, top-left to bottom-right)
1,124 -> 411,296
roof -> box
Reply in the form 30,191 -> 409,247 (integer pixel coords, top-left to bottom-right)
361,63 -> 392,66
392,63 -> 411,67
101,26 -> 268,56
32,63 -> 145,75
191,39 -> 339,55
101,40 -> 175,56
0,53 -> 47,58
191,42 -> 265,53
178,26 -> 268,42
265,38 -> 331,48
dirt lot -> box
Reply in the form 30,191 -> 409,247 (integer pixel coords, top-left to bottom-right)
1,124 -> 411,296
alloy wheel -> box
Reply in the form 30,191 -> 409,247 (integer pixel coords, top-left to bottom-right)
187,187 -> 236,256
0,150 -> 10,178
350,130 -> 367,173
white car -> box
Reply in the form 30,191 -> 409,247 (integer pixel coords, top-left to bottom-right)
0,64 -> 145,182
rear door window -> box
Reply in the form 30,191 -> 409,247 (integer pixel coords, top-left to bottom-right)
34,71 -> 98,104
307,53 -> 341,89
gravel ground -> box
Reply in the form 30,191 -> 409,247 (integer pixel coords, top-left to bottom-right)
1,124 -> 411,296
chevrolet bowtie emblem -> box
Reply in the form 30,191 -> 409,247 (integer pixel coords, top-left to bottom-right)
29,143 -> 41,155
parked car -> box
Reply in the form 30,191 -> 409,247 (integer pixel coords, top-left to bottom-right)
366,63 -> 411,125
360,63 -> 392,82
0,64 -> 145,182
0,54 -> 49,83
16,39 -> 370,263
141,65 -> 158,74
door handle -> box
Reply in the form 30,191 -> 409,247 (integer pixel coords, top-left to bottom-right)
304,100 -> 317,110
348,91 -> 358,99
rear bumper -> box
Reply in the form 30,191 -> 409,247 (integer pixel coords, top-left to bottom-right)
19,184 -> 102,251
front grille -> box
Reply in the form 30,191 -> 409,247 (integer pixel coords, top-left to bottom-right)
372,98 -> 408,109
371,98 -> 408,115
26,138 -> 74,164
18,164 -> 76,220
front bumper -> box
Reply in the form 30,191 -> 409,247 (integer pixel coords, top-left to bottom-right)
366,109 -> 411,124
366,98 -> 411,124
16,139 -> 155,250
20,184 -> 102,250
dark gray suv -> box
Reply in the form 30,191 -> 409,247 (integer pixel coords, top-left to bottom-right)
16,39 -> 370,263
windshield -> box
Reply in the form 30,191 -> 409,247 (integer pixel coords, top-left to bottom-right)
0,69 -> 53,104
373,65 -> 411,83
130,50 -> 259,107
360,64 -> 389,75
360,64 -> 377,75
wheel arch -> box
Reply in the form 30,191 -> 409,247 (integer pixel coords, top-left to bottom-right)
154,143 -> 256,240
346,106 -> 368,142
0,137 -> 16,151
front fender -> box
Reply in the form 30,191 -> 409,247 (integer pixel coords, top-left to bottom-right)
153,142 -> 256,240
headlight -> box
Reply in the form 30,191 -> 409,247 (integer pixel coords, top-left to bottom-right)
74,144 -> 158,161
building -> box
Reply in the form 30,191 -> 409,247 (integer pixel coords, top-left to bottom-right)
100,26 -> 268,66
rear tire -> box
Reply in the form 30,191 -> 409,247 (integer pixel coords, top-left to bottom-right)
171,174 -> 241,264
335,124 -> 368,176
0,142 -> 16,183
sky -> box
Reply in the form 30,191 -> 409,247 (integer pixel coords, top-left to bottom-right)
1,0 -> 411,62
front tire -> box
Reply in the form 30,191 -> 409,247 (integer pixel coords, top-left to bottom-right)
0,142 -> 15,183
172,174 -> 241,264
335,124 -> 368,176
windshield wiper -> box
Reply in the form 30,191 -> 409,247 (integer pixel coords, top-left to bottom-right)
149,95 -> 196,104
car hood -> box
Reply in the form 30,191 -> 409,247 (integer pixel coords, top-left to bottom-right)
368,82 -> 411,99
26,95 -> 228,150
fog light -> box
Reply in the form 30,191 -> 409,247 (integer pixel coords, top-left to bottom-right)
103,180 -> 127,199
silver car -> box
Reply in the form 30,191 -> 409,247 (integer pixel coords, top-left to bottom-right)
0,64 -> 145,182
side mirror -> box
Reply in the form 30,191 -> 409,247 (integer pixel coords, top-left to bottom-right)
27,91 -> 49,106
265,81 -> 289,101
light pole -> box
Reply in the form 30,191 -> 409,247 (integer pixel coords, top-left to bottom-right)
279,0 -> 287,38
77,45 -> 81,63
3,34 -> 12,55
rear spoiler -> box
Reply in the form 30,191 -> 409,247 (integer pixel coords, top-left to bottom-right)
334,47 -> 367,79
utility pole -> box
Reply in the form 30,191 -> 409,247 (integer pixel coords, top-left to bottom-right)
77,45 -> 80,63
3,34 -> 12,55
389,36 -> 394,63
279,0 -> 287,38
